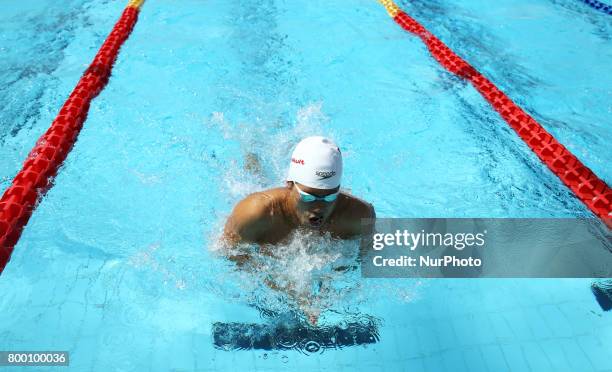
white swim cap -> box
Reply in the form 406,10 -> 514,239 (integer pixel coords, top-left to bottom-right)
287,136 -> 343,189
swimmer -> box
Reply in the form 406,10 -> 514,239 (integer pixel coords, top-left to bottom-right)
222,136 -> 375,324
223,136 -> 375,247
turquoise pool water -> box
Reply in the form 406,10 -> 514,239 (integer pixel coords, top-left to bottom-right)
0,0 -> 611,371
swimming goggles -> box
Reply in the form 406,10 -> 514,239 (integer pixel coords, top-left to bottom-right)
295,184 -> 339,203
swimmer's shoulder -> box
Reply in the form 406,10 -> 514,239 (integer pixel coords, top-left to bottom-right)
224,188 -> 287,243
337,192 -> 375,220
232,188 -> 285,219
330,192 -> 375,237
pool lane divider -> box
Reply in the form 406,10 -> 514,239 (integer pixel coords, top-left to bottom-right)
0,0 -> 145,274
378,0 -> 611,227
580,0 -> 612,15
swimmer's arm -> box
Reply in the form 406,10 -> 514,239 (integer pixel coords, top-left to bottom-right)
363,203 -> 376,233
222,194 -> 270,264
223,196 -> 319,323
342,200 -> 376,264
263,275 -> 320,325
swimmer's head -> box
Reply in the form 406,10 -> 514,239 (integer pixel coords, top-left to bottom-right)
286,136 -> 343,228
287,136 -> 343,189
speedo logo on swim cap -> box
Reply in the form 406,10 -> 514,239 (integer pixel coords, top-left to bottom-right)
315,170 -> 336,180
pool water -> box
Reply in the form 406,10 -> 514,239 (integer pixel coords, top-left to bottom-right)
0,0 -> 611,371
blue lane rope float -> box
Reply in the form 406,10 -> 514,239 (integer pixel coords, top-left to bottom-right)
591,280 -> 612,311
579,0 -> 612,15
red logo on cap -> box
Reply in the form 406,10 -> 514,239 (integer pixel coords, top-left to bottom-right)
291,158 -> 305,165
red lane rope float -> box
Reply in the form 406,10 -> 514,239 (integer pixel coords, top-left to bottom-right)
378,0 -> 611,227
0,0 -> 145,274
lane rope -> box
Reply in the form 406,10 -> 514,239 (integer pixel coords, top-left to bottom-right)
377,0 -> 611,226
580,0 -> 612,15
0,0 -> 146,274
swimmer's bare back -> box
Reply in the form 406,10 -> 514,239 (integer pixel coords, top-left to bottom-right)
223,187 -> 375,247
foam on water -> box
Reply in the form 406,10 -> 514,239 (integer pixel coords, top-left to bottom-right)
207,101 -> 334,193
201,101 -> 424,322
